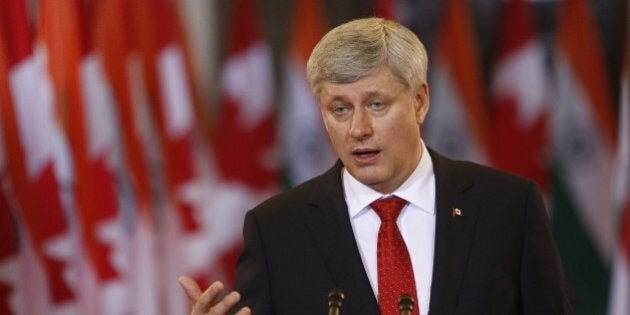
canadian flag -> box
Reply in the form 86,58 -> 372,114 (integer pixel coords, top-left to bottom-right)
125,0 -> 219,312
490,0 -> 550,192
91,0 -> 160,314
36,0 -> 130,313
209,0 -> 280,287
281,0 -> 336,186
0,0 -> 77,313
423,0 -> 490,164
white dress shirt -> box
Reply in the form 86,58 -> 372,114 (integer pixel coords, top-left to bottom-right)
343,141 -> 436,315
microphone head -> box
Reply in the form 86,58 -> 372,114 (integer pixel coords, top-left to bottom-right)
398,293 -> 414,311
328,287 -> 345,307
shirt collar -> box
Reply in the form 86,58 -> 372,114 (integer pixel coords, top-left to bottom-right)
343,141 -> 435,218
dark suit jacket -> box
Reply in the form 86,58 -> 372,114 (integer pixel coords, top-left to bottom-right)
234,149 -> 573,314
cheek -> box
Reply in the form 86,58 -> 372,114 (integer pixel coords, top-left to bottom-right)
383,116 -> 420,147
323,122 -> 345,146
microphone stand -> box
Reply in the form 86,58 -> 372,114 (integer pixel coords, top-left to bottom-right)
398,293 -> 414,315
327,288 -> 345,315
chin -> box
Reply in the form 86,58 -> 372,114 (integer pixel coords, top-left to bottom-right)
353,171 -> 388,189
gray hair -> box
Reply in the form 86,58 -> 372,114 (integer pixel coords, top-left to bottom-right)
306,17 -> 428,95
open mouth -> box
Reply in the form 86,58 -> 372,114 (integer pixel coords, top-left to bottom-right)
352,149 -> 380,162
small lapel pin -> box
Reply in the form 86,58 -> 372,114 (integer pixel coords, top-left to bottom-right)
452,207 -> 463,217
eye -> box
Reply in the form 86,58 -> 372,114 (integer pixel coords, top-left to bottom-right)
369,101 -> 385,110
332,104 -> 350,115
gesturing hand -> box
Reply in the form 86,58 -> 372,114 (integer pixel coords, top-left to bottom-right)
178,276 -> 251,315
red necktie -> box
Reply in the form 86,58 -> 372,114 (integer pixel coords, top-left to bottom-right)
371,196 -> 419,315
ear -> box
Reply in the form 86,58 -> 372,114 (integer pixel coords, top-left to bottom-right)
414,82 -> 430,125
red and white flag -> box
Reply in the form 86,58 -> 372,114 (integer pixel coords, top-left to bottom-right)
91,1 -> 161,313
37,1 -> 130,313
126,0 -> 219,312
423,0 -> 490,164
490,0 -> 550,192
210,0 -> 280,287
0,0 -> 77,313
281,0 -> 336,186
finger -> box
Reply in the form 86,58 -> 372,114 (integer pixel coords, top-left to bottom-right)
235,306 -> 252,315
178,275 -> 202,305
194,281 -> 225,314
209,291 -> 242,315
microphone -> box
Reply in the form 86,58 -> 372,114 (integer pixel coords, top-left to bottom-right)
327,287 -> 345,315
398,293 -> 414,315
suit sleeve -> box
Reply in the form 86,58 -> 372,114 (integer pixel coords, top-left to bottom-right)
520,183 -> 574,314
233,210 -> 274,314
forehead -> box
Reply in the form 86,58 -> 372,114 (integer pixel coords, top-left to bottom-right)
318,66 -> 407,103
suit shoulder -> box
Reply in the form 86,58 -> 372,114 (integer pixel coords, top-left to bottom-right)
248,171 -> 333,220
464,161 -> 533,184
439,156 -> 538,191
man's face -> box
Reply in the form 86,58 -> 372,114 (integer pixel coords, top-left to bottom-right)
318,66 -> 430,194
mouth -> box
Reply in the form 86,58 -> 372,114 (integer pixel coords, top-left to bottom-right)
351,148 -> 380,164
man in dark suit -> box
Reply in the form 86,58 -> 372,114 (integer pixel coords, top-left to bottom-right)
178,17 -> 572,315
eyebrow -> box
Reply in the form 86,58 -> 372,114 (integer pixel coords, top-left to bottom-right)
324,91 -> 386,104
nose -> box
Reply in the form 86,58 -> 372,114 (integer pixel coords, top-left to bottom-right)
349,109 -> 373,140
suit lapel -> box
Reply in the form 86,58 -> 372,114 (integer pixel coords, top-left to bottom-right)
304,161 -> 380,315
428,150 -> 481,314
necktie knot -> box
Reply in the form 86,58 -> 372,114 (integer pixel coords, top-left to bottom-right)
371,196 -> 408,222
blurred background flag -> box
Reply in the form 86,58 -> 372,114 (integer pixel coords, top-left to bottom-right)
423,0 -> 490,165
37,0 -> 131,313
489,0 -> 550,193
124,0 -> 219,312
208,0 -> 280,289
0,0 -> 77,313
91,0 -> 160,313
0,0 -> 626,314
551,0 -> 617,313
281,0 -> 336,186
